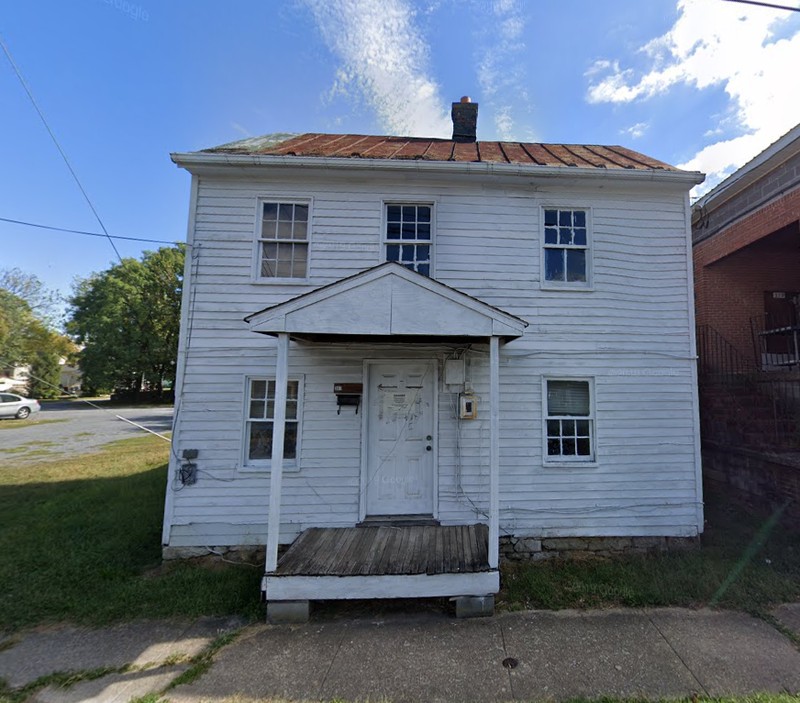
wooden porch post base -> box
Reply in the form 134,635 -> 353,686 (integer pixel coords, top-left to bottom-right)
267,600 -> 310,624
454,595 -> 495,618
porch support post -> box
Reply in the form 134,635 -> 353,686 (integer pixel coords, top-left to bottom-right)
265,332 -> 289,573
488,335 -> 500,569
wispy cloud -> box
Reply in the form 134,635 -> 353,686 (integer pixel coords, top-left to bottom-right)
302,0 -> 450,137
475,0 -> 532,140
622,122 -> 649,139
586,0 -> 800,188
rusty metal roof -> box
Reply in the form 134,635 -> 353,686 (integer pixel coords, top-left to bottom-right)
201,133 -> 679,171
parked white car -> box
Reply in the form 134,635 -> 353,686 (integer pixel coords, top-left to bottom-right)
0,393 -> 41,420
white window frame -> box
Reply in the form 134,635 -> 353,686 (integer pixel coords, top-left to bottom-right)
540,205 -> 593,291
241,375 -> 304,472
253,197 -> 312,283
541,376 -> 597,465
381,200 -> 436,277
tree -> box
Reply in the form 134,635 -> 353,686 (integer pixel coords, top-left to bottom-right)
0,275 -> 73,399
68,245 -> 185,399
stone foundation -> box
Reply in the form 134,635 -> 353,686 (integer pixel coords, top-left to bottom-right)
500,534 -> 699,562
162,544 -> 267,564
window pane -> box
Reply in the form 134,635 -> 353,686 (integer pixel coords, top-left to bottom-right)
293,220 -> 308,240
286,400 -> 298,420
416,244 -> 430,263
278,203 -> 294,221
277,220 -> 293,239
284,422 -> 298,459
574,228 -> 587,246
544,227 -> 558,245
544,209 -> 557,226
387,244 -> 399,261
387,205 -> 401,221
576,420 -> 590,436
548,381 -> 590,416
544,248 -> 565,281
261,258 -> 276,277
577,437 -> 591,455
387,222 -> 401,239
417,223 -> 431,239
401,245 -> 414,262
547,438 -> 561,456
263,203 -> 278,221
418,206 -> 431,222
547,420 -> 560,436
558,227 -> 573,245
417,263 -> 430,276
267,380 -> 276,399
294,204 -> 308,222
567,250 -> 586,282
251,380 -> 267,399
249,422 -> 273,460
401,222 -> 416,239
574,210 -> 586,227
402,205 -> 416,220
559,210 -> 572,226
561,419 -> 576,436
562,438 -> 576,455
249,400 -> 265,419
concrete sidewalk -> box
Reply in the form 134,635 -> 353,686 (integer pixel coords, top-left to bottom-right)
1,606 -> 799,703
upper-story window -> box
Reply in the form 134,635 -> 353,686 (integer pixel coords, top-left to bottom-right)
258,202 -> 309,279
543,207 -> 589,287
385,204 -> 431,276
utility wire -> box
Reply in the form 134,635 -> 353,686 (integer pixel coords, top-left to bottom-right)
0,216 -> 183,245
722,0 -> 800,11
0,34 -> 123,262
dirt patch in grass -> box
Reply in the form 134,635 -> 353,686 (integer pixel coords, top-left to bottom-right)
0,418 -> 67,431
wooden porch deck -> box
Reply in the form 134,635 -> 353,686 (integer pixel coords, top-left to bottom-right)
265,524 -> 498,602
276,524 -> 490,577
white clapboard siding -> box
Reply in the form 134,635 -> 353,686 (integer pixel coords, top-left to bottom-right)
163,170 -> 701,549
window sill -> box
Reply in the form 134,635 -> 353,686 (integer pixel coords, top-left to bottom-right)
251,279 -> 312,286
540,283 -> 594,293
239,462 -> 301,474
542,459 -> 598,469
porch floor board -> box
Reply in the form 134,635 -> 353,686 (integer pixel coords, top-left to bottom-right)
276,524 -> 490,577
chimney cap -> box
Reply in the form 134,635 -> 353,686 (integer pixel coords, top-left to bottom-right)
460,96 -> 472,103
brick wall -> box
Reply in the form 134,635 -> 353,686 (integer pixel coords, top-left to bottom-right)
694,226 -> 800,359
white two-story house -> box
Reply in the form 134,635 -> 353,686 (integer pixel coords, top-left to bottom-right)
164,99 -> 705,621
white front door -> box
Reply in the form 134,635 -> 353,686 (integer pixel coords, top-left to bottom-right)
365,361 -> 435,516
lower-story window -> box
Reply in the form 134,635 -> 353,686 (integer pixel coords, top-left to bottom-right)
545,378 -> 594,461
246,378 -> 301,464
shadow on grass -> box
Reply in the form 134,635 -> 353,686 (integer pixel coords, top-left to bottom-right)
0,462 -> 263,632
498,490 -> 800,612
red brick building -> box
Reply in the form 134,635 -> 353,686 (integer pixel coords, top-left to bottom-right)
693,125 -> 800,370
692,124 -> 800,525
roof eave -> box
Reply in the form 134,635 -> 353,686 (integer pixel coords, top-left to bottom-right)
170,152 -> 704,186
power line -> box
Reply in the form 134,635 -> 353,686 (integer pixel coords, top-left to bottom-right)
0,216 -> 183,246
722,0 -> 800,11
0,34 -> 123,262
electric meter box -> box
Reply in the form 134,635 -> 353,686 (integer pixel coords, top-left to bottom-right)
459,393 -> 477,419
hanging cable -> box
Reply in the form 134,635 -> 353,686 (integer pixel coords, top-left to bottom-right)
0,216 -> 184,245
0,34 -> 123,262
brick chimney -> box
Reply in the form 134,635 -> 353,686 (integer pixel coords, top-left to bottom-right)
451,96 -> 478,143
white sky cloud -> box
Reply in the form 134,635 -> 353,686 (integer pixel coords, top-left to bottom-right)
622,122 -> 649,139
303,0 -> 450,138
586,0 -> 800,187
476,0 -> 531,140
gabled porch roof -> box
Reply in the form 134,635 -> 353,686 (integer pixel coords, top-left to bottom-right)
244,262 -> 528,341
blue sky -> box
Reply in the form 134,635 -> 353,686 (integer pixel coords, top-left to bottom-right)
2,0 -> 799,308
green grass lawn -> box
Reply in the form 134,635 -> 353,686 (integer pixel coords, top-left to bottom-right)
498,490 -> 800,614
0,436 -> 263,632
1,434 -> 798,633
0,418 -> 66,431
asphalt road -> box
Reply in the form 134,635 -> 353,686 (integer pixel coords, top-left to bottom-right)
0,400 -> 174,465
